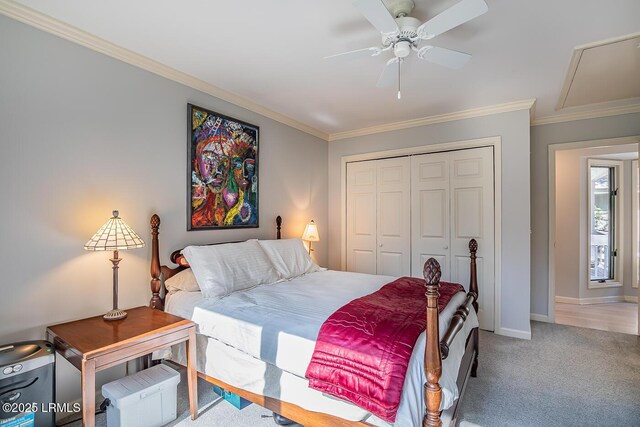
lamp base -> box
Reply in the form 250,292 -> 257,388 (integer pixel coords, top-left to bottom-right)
103,309 -> 127,321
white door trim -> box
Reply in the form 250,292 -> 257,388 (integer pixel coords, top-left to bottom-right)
632,159 -> 639,290
547,135 -> 640,325
340,136 -> 502,333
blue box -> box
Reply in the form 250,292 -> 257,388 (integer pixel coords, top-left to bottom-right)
212,385 -> 252,410
0,413 -> 35,427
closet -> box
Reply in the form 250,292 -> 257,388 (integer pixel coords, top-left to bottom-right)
346,146 -> 495,330
346,157 -> 411,277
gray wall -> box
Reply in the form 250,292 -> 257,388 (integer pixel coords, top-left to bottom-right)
0,16 -> 328,406
328,109 -> 532,335
530,113 -> 640,316
554,149 -> 582,299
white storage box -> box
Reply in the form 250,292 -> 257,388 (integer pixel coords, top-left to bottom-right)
101,364 -> 180,427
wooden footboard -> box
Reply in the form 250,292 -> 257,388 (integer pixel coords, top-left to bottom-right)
423,239 -> 479,427
148,214 -> 479,427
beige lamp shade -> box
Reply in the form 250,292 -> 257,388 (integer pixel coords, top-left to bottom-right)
301,220 -> 320,242
84,210 -> 145,251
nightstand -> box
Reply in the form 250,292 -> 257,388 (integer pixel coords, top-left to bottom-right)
46,306 -> 197,427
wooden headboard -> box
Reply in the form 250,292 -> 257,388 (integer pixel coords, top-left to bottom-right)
149,214 -> 283,310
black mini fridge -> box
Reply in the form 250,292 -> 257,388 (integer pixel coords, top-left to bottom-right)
0,340 -> 55,427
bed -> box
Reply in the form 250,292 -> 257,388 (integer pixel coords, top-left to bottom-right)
148,214 -> 480,427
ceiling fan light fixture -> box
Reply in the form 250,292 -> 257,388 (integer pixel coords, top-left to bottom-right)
394,40 -> 412,58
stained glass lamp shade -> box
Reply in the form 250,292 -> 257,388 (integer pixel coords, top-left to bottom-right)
301,220 -> 319,253
84,210 -> 145,320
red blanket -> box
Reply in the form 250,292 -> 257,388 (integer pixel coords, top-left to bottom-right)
305,277 -> 464,422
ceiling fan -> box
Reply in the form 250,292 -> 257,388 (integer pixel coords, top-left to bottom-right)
327,0 -> 488,99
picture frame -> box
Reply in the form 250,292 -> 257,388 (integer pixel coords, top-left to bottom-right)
187,104 -> 259,230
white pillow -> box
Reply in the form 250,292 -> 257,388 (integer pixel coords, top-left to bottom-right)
182,240 -> 283,299
257,238 -> 323,280
164,269 -> 200,293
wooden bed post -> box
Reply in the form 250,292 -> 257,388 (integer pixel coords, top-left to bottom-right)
469,239 -> 479,377
276,215 -> 282,239
423,258 -> 442,427
468,239 -> 479,312
149,214 -> 163,310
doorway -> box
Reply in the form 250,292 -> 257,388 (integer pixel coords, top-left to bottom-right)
548,137 -> 639,335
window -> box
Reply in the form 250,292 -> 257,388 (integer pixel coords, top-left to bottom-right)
588,161 -> 620,284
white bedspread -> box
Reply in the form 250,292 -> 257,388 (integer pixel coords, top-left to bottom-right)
165,270 -> 478,426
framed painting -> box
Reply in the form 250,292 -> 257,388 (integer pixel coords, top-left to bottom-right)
187,104 -> 259,230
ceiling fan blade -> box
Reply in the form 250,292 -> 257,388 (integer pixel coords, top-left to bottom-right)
417,0 -> 488,39
417,46 -> 472,69
376,57 -> 400,88
353,0 -> 399,34
324,46 -> 381,60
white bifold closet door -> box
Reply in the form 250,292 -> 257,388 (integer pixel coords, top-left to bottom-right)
346,157 -> 411,276
411,146 -> 494,330
346,146 -> 494,330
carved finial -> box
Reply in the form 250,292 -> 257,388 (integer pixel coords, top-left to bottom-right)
423,258 -> 442,286
151,214 -> 161,229
469,238 -> 478,255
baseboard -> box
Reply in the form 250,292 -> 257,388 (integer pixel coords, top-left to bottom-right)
555,296 -> 582,304
530,313 -> 549,322
555,295 -> 630,305
496,326 -> 531,340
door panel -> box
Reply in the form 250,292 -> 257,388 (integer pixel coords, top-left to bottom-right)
454,187 -> 483,238
450,147 -> 494,330
352,249 -> 376,274
353,193 -> 375,236
379,191 -> 403,237
377,157 -> 411,276
378,251 -> 405,277
346,162 -> 377,274
420,190 -> 447,238
411,152 -> 451,280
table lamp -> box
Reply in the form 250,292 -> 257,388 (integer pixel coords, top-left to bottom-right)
301,220 -> 320,254
84,210 -> 145,320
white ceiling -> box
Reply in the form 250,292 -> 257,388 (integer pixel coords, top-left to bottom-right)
10,0 -> 640,135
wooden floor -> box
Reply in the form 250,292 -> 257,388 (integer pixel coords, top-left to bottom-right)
555,302 -> 638,335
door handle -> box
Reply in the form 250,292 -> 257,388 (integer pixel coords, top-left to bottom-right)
443,245 -> 448,250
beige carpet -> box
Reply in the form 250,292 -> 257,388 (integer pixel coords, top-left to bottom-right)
62,321 -> 640,426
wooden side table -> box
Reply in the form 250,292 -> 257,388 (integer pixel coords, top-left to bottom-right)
46,306 -> 198,427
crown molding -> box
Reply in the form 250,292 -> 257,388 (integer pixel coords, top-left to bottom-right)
328,99 -> 537,141
0,0 -> 330,141
533,103 -> 640,126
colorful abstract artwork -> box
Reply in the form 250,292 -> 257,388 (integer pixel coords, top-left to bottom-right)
188,104 -> 259,230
